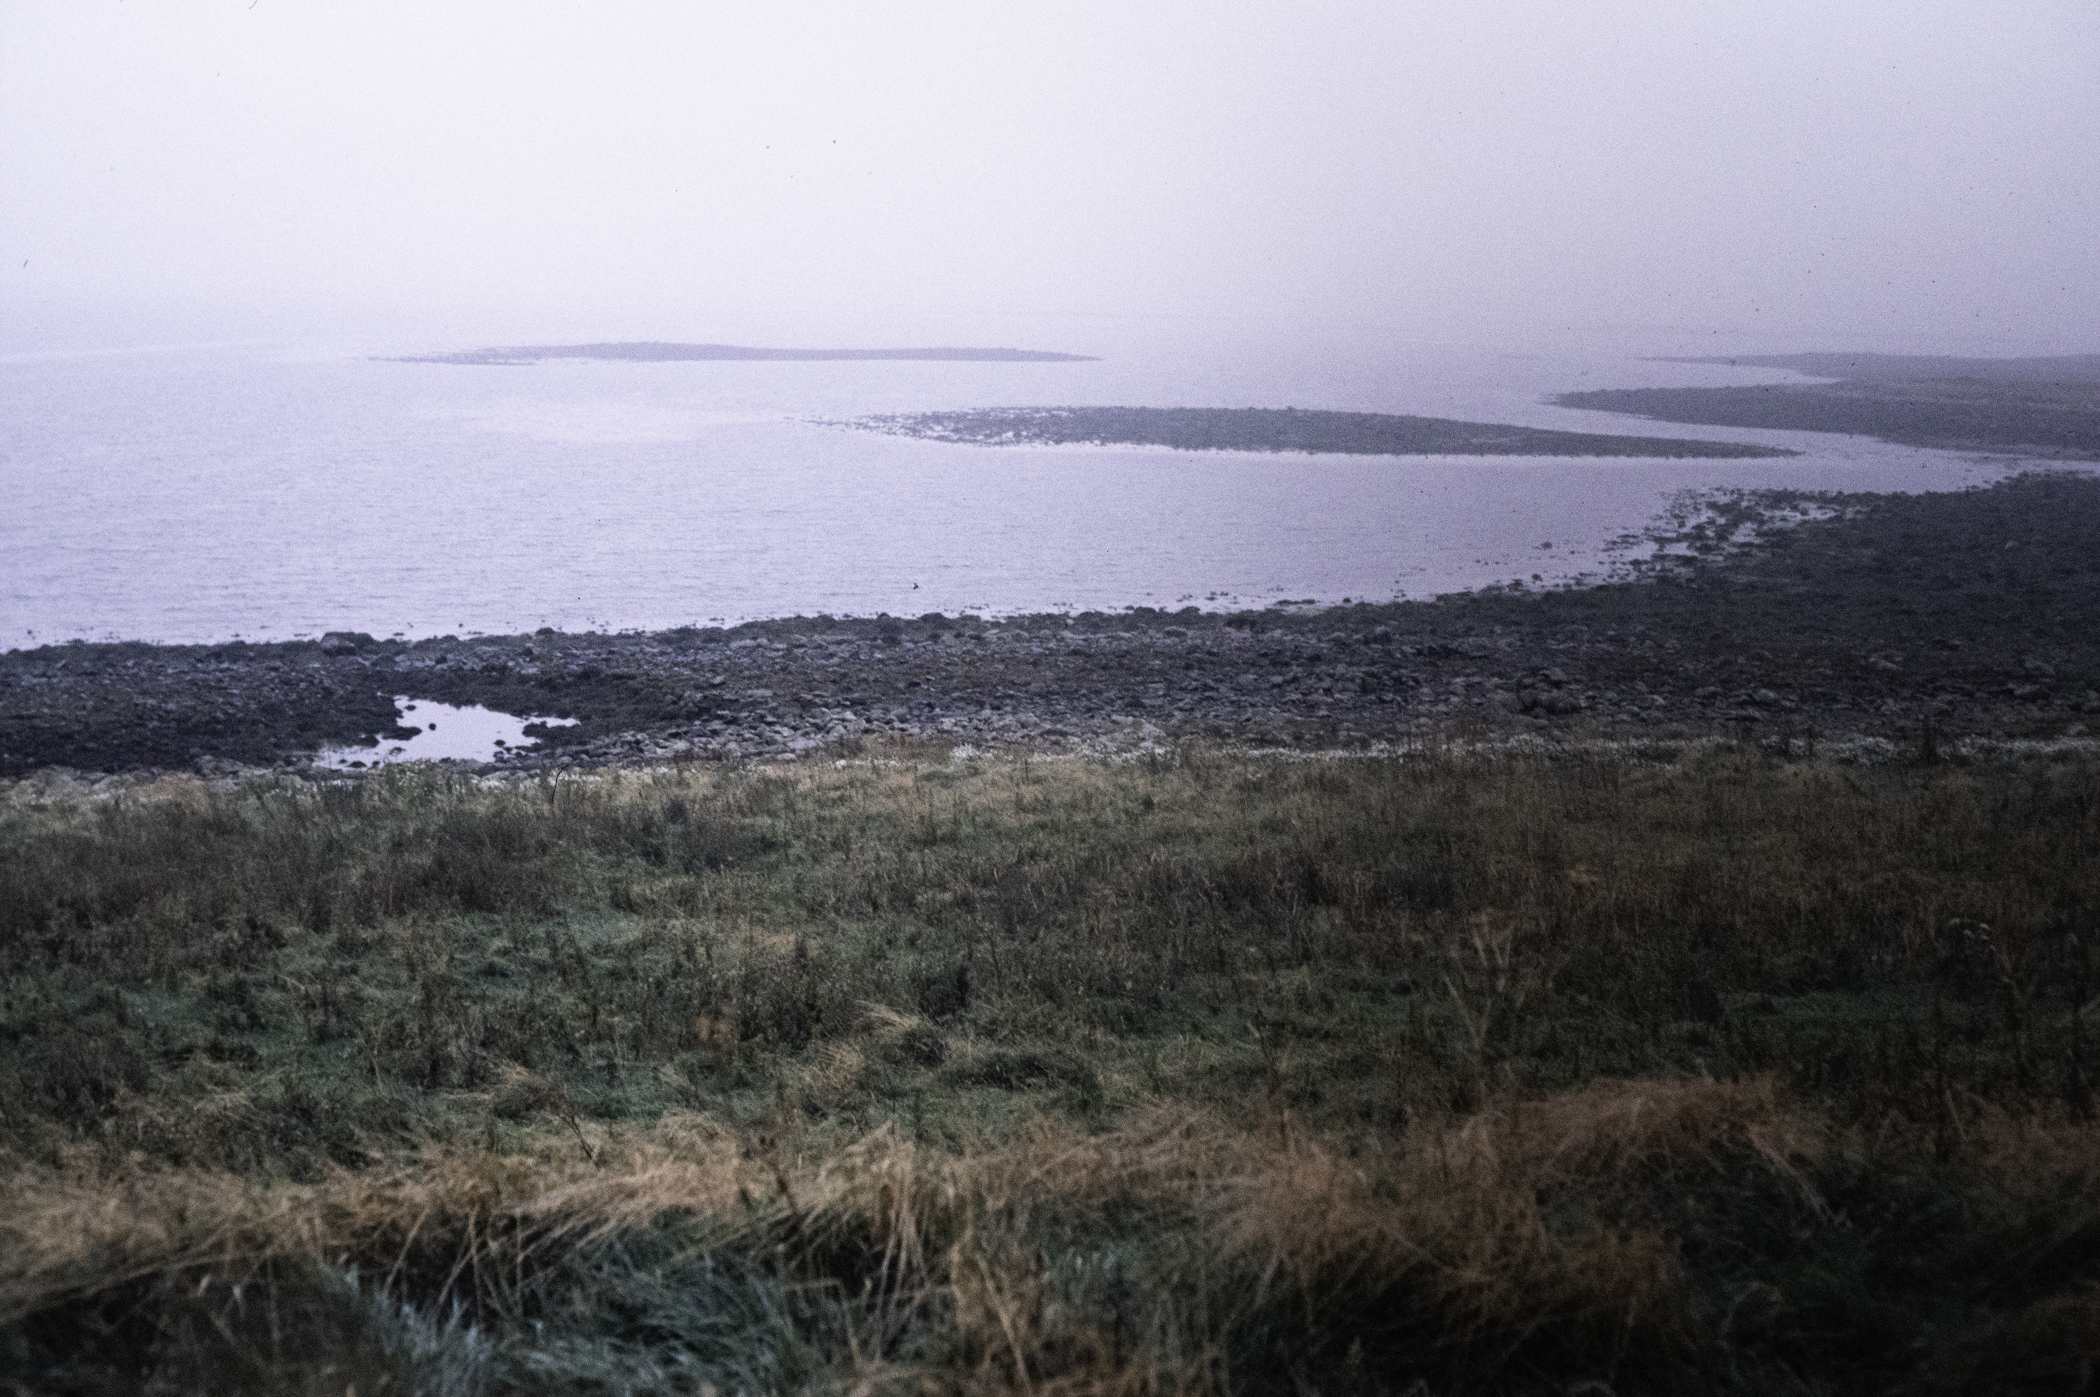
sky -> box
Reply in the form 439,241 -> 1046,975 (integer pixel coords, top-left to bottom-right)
4,0 -> 2097,355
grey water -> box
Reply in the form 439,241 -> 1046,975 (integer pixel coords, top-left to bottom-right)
315,696 -> 578,770
0,332 -> 2047,651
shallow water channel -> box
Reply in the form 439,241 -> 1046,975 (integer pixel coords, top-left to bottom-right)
317,696 -> 577,769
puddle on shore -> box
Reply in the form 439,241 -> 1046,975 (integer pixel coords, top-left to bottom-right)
318,696 -> 578,769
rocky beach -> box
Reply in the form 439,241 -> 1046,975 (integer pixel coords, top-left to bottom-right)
6,470 -> 2097,781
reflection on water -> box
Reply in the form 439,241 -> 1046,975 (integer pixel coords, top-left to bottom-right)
318,695 -> 578,769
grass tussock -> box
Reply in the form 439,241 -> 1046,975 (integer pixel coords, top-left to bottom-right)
3,741 -> 2099,1392
1,1078 -> 1831,1394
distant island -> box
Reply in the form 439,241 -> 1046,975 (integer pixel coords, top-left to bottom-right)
849,405 -> 1796,458
392,342 -> 1099,365
1558,353 -> 2100,458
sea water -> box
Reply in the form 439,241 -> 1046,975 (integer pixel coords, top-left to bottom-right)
314,696 -> 579,769
0,331 -> 2051,650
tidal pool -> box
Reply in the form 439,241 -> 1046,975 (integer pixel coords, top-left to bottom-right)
318,696 -> 577,769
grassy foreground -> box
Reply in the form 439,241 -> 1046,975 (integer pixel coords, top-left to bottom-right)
3,740 -> 2099,1394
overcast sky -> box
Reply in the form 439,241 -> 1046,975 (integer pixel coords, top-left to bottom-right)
4,1 -> 2096,353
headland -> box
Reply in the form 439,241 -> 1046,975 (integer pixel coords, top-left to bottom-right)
1557,353 -> 2100,457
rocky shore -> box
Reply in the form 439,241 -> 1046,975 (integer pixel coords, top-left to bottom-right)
6,472 -> 2098,780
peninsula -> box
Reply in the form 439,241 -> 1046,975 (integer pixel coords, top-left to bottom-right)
1557,352 -> 2100,457
851,403 -> 1794,457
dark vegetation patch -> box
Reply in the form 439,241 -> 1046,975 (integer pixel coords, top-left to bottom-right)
4,748 -> 2100,1393
858,403 -> 1795,457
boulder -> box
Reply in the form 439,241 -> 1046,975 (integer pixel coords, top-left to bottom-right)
319,631 -> 375,656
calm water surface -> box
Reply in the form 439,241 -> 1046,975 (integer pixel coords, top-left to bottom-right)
0,335 -> 2042,648
314,697 -> 577,769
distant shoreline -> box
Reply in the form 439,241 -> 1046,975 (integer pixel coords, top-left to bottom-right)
1656,351 -> 2100,383
848,404 -> 1795,459
389,341 -> 1099,365
1560,353 -> 2100,458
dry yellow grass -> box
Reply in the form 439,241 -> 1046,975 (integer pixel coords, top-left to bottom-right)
0,1075 -> 1824,1372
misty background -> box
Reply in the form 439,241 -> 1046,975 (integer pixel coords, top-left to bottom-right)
5,0 -> 2097,357
4,1 -> 2097,649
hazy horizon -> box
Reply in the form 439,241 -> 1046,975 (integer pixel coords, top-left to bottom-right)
5,1 -> 2098,361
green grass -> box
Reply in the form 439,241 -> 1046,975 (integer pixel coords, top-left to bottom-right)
4,740 -> 2099,1393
